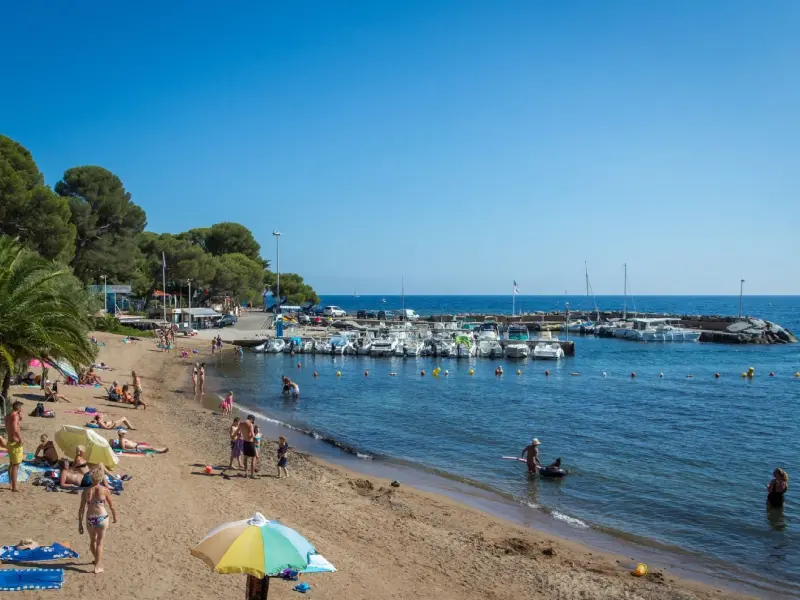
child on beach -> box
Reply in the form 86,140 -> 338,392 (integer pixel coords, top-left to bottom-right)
220,391 -> 234,416
253,426 -> 262,471
228,418 -> 244,470
277,436 -> 289,478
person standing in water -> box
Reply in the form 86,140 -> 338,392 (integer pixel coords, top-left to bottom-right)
520,438 -> 541,474
767,468 -> 789,509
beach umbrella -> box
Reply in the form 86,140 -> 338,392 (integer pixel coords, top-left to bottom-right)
54,425 -> 119,470
190,513 -> 336,599
50,358 -> 78,382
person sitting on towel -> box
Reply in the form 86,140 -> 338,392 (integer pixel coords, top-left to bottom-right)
110,430 -> 168,454
34,434 -> 59,465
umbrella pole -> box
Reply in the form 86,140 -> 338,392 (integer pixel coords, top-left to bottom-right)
261,576 -> 269,600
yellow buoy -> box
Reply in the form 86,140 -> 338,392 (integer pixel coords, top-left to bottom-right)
468,368 -> 475,376
336,371 -> 342,377
633,563 -> 648,577
795,372 -> 800,378
741,372 -> 747,378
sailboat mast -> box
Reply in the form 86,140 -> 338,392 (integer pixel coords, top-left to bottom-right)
585,261 -> 589,297
401,276 -> 405,315
623,263 -> 627,320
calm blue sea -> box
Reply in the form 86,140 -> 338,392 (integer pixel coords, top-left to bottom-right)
212,295 -> 800,594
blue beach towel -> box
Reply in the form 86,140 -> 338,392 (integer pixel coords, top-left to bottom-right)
0,463 -> 51,485
0,543 -> 78,563
0,568 -> 64,591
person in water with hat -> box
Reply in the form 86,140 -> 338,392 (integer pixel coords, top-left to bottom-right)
520,438 -> 542,474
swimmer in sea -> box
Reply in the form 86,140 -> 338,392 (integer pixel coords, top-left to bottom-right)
520,438 -> 541,474
767,468 -> 789,510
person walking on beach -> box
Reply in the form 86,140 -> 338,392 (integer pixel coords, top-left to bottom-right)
4,401 -> 24,492
220,391 -> 234,416
131,371 -> 148,409
78,467 -> 118,574
520,438 -> 541,474
253,425 -> 262,472
192,362 -> 199,395
767,468 -> 789,509
239,415 -> 257,479
228,417 -> 244,470
198,363 -> 206,396
277,436 -> 289,478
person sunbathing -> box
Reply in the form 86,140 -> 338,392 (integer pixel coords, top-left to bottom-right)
43,382 -> 71,403
110,430 -> 168,453
83,367 -> 103,385
57,458 -> 111,488
89,414 -> 136,431
107,381 -> 122,401
34,434 -> 59,465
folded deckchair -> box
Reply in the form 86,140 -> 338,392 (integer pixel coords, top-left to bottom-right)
0,543 -> 78,563
0,568 -> 64,591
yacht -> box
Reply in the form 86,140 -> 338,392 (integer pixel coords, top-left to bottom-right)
431,336 -> 455,357
478,338 -> 503,358
355,332 -> 374,355
615,318 -> 702,342
321,334 -> 355,355
301,340 -> 315,353
505,324 -> 530,358
251,342 -> 268,353
402,339 -> 425,357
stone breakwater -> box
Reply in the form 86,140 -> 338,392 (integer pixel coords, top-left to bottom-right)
685,316 -> 797,344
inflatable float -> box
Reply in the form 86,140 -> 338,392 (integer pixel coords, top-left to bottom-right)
501,456 -> 569,478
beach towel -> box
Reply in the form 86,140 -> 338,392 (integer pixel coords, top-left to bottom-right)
0,463 -> 51,485
0,568 -> 64,591
64,409 -> 104,416
86,423 -> 124,430
0,543 -> 78,563
115,447 -> 159,455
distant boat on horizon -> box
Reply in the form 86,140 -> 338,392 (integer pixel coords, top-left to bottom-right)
354,289 -> 360,298
380,298 -> 387,304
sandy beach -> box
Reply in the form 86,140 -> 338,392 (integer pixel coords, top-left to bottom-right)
1,334 -> 752,599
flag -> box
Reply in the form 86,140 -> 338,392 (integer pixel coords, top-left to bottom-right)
513,281 -> 520,294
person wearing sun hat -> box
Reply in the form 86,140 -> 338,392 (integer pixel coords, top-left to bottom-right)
520,438 -> 542,474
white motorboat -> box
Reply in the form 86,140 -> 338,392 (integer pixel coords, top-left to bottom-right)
355,332 -> 374,355
615,318 -> 701,342
505,324 -> 530,358
477,322 -> 500,341
251,342 -> 268,353
431,336 -> 454,357
402,339 -> 425,357
266,338 -> 285,353
301,340 -> 315,353
533,342 -> 564,359
321,334 -> 355,355
371,335 -> 399,356
478,339 -> 503,358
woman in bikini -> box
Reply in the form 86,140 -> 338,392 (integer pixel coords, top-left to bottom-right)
90,414 -> 136,431
198,363 -> 206,395
767,468 -> 789,510
192,363 -> 199,394
78,468 -> 118,574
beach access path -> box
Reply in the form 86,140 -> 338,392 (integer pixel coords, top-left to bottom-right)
1,334 -> 751,599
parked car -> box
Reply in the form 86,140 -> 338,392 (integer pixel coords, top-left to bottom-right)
216,314 -> 237,328
356,310 -> 367,319
323,306 -> 347,317
366,310 -> 377,319
377,310 -> 394,320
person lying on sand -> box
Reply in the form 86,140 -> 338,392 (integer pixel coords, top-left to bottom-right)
34,434 -> 59,465
110,430 -> 168,453
57,458 -> 95,488
44,382 -> 71,403
89,414 -> 136,431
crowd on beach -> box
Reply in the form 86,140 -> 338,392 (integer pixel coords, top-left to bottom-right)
0,361 -> 165,573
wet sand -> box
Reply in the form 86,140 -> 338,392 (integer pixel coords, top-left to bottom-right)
1,334 -> 752,599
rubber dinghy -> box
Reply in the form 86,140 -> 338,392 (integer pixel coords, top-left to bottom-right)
501,456 -> 570,478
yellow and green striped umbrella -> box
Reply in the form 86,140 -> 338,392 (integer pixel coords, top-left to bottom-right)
190,513 -> 336,579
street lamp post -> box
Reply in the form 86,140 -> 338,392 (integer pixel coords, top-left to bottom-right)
101,275 -> 107,315
272,231 -> 281,314
187,279 -> 192,333
739,279 -> 745,319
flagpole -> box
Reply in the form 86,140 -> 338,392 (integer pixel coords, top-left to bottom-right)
512,283 -> 515,317
162,252 -> 167,324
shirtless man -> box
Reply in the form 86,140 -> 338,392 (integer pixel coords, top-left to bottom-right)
34,434 -> 59,465
58,458 -> 95,488
238,415 -> 257,479
520,438 -> 542,475
110,430 -> 168,453
90,414 -> 136,431
4,401 -> 24,491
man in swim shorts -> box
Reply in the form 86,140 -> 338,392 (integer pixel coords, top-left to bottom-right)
4,401 -> 24,491
520,438 -> 541,475
239,415 -> 257,479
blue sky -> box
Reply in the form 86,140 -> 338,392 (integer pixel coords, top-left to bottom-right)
2,1 -> 798,294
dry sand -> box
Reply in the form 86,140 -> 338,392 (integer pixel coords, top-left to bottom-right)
1,334 -> 753,599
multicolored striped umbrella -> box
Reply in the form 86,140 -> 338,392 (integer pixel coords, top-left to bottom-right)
190,513 -> 336,579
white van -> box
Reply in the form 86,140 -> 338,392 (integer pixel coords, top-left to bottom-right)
399,309 -> 420,321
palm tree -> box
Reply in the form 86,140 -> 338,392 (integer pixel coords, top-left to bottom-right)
0,236 -> 96,412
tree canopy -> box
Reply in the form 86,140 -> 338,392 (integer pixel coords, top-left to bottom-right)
0,236 -> 96,403
266,272 -> 320,305
0,135 -> 76,262
0,135 -> 317,307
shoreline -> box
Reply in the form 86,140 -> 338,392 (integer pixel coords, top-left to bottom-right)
1,334 -> 765,599
218,384 -> 786,599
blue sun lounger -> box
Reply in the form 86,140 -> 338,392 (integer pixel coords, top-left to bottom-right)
0,568 -> 64,591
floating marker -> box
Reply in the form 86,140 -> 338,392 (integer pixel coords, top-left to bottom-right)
602,372 -> 607,377
390,372 -> 397,377
336,371 -> 342,377
545,370 -> 550,376
631,372 -> 636,378
444,370 -> 449,376
714,373 -> 720,379
420,370 -> 425,376
517,369 -> 521,376
795,372 -> 799,378
313,372 -> 318,378
297,362 -> 302,368
364,370 -> 369,377
570,372 -> 580,376
468,368 -> 475,376
659,372 -> 664,378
